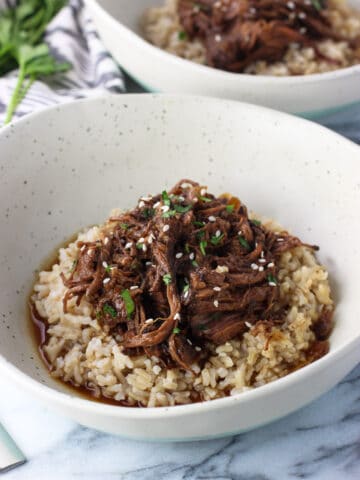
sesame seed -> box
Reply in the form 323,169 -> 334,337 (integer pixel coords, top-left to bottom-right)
163,224 -> 170,232
215,34 -> 222,42
181,182 -> 192,189
214,300 -> 219,308
125,242 -> 133,249
300,27 -> 307,34
174,312 -> 181,320
287,1 -> 295,9
249,6 -> 256,14
184,290 -> 189,299
193,197 -> 198,203
176,252 -> 183,259
102,261 -> 108,268
153,201 -> 160,208
267,262 -> 275,268
103,278 -> 110,284
277,238 -> 284,242
213,286 -> 221,291
80,245 -> 86,252
148,236 -> 153,244
251,263 -> 259,270
260,250 -> 264,258
216,265 -> 229,273
145,261 -> 152,266
298,12 -> 307,19
138,237 -> 145,243
195,346 -> 202,352
187,339 -> 193,345
161,205 -> 170,213
138,200 -> 145,208
238,230 -> 243,236
142,244 -> 147,252
269,281 -> 277,287
258,258 -> 266,264
153,365 -> 162,375
130,285 -> 139,290
245,321 -> 252,328
104,237 -> 109,245
208,216 -> 216,222
200,188 -> 207,196
215,230 -> 221,237
145,318 -> 154,324
141,196 -> 153,202
189,252 -> 195,260
258,266 -> 264,272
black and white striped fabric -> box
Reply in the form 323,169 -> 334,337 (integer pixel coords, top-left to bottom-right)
0,0 -> 125,124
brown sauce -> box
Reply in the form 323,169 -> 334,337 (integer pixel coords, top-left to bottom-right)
28,232 -> 142,407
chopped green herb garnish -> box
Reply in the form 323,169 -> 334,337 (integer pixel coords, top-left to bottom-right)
121,289 -> 135,318
136,242 -> 143,249
193,220 -> 205,228
210,233 -> 224,246
96,311 -> 102,319
311,0 -> 323,10
173,327 -> 181,334
120,223 -> 129,230
174,204 -> 192,214
141,208 -> 155,219
192,260 -> 199,267
226,204 -> 235,213
183,283 -> 190,293
238,236 -> 251,250
105,265 -> 112,274
185,243 -> 190,253
162,209 -> 177,218
267,274 -> 278,285
178,30 -> 187,41
103,303 -> 117,318
252,219 -> 261,226
199,240 -> 207,256
197,230 -> 205,240
163,273 -> 172,285
199,195 -> 212,203
162,190 -> 171,206
70,259 -> 78,272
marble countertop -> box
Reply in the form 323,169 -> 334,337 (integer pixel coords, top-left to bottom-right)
1,96 -> 360,480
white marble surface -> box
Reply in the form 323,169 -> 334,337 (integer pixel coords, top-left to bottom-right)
1,99 -> 360,480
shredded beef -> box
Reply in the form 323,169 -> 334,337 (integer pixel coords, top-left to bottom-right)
61,179 -> 323,369
177,0 -> 349,72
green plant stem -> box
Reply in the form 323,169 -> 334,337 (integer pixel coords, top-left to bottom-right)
4,67 -> 25,124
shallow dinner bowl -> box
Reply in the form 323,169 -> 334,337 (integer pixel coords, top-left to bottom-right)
0,94 -> 360,440
85,0 -> 360,117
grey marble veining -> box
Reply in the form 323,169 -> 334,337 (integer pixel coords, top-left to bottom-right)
1,97 -> 360,479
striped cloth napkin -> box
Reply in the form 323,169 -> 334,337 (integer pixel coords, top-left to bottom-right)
0,0 -> 125,124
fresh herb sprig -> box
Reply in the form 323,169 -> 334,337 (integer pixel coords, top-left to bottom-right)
0,0 -> 71,124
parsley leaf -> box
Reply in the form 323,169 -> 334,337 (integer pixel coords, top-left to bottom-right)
121,289 -> 135,318
238,236 -> 251,250
226,204 -> 235,213
199,240 -> 207,256
163,273 -> 172,285
103,303 -> 117,318
162,190 -> 171,206
173,327 -> 181,334
174,204 -> 192,214
210,233 -> 224,245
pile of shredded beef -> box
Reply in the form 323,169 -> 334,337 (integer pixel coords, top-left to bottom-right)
61,180 -> 331,369
177,0 -> 352,72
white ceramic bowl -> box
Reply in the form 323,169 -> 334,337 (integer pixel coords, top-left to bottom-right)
85,0 -> 360,117
0,94 -> 359,441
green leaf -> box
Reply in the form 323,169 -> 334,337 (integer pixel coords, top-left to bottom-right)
226,204 -> 234,213
198,195 -> 212,203
103,303 -> 117,318
251,219 -> 261,226
162,190 -> 171,206
121,289 -> 135,318
163,273 -> 172,285
199,240 -> 207,256
174,204 -> 192,214
267,274 -> 278,285
210,233 -> 224,245
178,31 -> 187,41
238,236 -> 251,250
162,209 -> 177,218
173,327 -> 181,334
193,221 -> 205,228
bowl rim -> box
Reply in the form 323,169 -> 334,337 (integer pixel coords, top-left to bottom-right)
1,93 -> 360,419
85,0 -> 360,85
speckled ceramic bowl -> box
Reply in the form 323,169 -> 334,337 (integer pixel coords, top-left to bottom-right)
0,95 -> 359,441
85,0 -> 360,117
